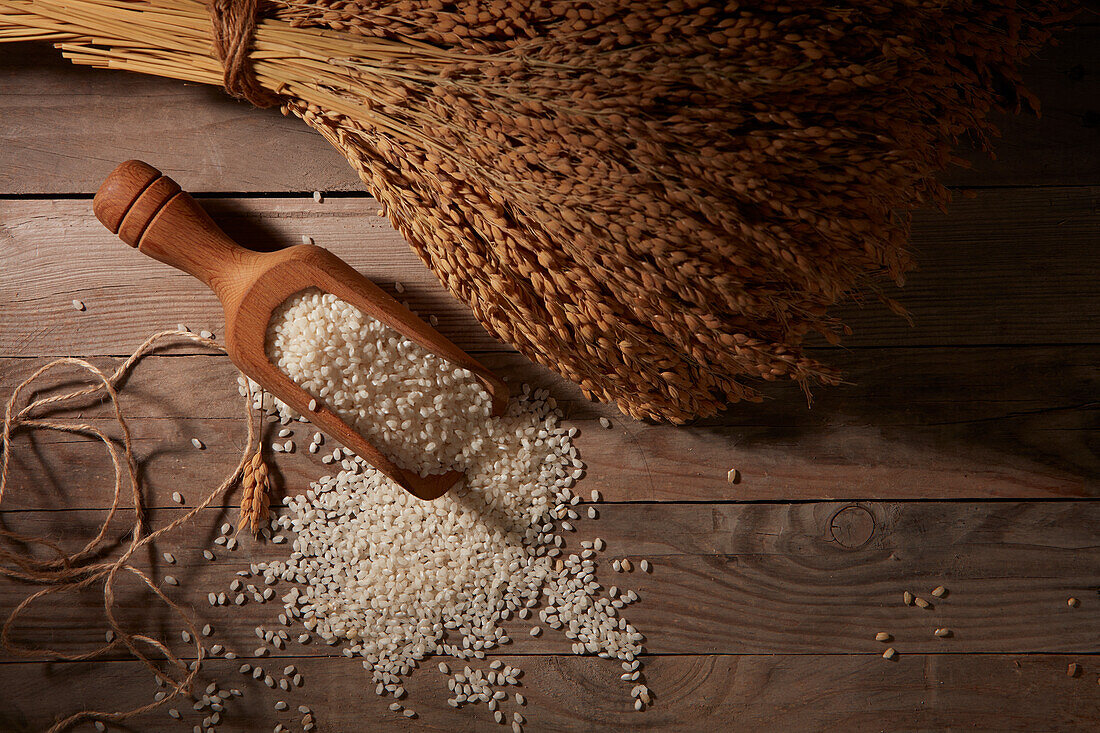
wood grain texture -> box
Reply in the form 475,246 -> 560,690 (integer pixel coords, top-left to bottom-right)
2,653 -> 1096,732
0,502 -> 1096,661
2,20 -> 1099,732
2,188 -> 1098,360
1,25 -> 1097,195
1,343 -> 1094,504
0,44 -> 361,195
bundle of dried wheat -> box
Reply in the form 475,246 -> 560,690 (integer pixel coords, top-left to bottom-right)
0,0 -> 1073,421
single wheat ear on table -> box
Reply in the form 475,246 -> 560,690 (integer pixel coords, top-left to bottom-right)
240,451 -> 271,536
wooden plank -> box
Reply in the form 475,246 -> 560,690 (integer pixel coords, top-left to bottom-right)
2,188 -> 1099,359
1,25 -> 1097,195
0,196 -> 505,356
1,342 -> 1095,503
0,502 -> 1096,660
0,44 -> 361,195
1,653 -> 1097,732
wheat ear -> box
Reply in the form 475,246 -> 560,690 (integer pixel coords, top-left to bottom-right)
238,450 -> 270,535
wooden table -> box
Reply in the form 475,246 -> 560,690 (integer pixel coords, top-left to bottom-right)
1,26 -> 1098,732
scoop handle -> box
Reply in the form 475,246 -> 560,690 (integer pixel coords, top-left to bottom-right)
93,160 -> 250,293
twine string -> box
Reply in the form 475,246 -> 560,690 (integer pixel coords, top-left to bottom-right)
0,330 -> 261,731
209,0 -> 279,107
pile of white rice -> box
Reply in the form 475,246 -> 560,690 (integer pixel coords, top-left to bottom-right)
235,290 -> 650,725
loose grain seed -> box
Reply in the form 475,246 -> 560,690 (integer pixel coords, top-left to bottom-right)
312,191 -> 323,203
1068,597 -> 1079,607
599,417 -> 611,428
72,299 -> 86,311
934,628 -> 951,637
903,591 -> 913,605
875,632 -> 892,642
931,585 -> 947,598
165,576 -> 178,586
1068,662 -> 1079,677
914,597 -> 931,609
172,492 -> 184,504
199,330 -> 213,339
883,648 -> 897,660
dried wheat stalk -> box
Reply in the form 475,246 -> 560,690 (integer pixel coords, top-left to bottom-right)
239,450 -> 271,535
0,0 -> 1074,422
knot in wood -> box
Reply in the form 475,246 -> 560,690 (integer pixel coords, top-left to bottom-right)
828,504 -> 875,549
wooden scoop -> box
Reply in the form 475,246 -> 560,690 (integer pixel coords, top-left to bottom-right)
93,160 -> 507,500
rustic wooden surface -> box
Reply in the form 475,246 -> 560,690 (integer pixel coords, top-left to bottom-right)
0,23 -> 1098,733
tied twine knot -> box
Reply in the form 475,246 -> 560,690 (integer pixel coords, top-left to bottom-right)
210,0 -> 279,108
